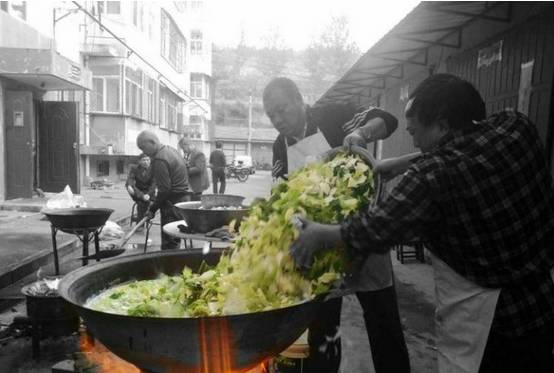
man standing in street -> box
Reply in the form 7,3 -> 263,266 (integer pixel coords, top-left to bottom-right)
290,74 -> 554,373
137,131 -> 190,250
263,77 -> 410,373
179,138 -> 209,201
209,141 -> 227,194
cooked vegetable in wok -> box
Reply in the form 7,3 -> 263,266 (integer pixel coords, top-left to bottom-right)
87,153 -> 374,317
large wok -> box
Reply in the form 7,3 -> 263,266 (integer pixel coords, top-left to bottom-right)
58,250 -> 323,373
42,208 -> 114,232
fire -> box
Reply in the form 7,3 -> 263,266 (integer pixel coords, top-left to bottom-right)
79,327 -> 271,373
79,330 -> 143,373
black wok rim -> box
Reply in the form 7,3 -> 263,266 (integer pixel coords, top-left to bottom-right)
58,250 -> 324,322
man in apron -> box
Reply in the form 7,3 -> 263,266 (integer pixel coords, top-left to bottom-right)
290,74 -> 554,373
263,77 -> 410,373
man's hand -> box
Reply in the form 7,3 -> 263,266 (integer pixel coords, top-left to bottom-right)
145,210 -> 155,221
289,216 -> 342,270
126,186 -> 134,195
343,129 -> 367,150
272,160 -> 284,179
373,152 -> 422,180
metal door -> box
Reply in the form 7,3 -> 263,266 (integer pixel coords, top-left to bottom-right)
38,101 -> 79,193
5,91 -> 34,199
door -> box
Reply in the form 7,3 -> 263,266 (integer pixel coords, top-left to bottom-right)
39,101 -> 79,193
5,91 -> 34,199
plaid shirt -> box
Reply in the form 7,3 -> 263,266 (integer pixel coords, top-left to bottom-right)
341,110 -> 554,337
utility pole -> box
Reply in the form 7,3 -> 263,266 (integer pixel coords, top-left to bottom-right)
247,92 -> 252,156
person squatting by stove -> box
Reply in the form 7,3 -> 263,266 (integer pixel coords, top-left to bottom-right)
125,153 -> 156,227
137,130 -> 191,250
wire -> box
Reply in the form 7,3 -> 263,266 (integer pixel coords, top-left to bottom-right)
71,1 -> 207,113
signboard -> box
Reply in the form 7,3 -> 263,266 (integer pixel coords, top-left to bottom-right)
517,60 -> 534,116
477,40 -> 503,69
13,111 -> 24,127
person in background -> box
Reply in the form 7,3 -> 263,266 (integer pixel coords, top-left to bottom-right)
136,131 -> 190,250
125,153 -> 155,225
263,77 -> 409,373
209,141 -> 227,194
290,74 -> 554,373
179,138 -> 209,201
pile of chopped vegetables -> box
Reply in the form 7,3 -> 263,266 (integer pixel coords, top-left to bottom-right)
87,152 -> 374,317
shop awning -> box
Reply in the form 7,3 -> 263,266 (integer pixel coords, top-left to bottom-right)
0,47 -> 91,90
315,1 -> 513,107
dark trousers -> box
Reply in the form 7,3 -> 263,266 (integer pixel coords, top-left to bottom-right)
212,169 -> 226,194
191,192 -> 202,201
479,330 -> 554,373
160,195 -> 190,250
307,286 -> 410,373
133,198 -> 149,221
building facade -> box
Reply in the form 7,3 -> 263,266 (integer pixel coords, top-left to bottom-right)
80,0 -> 213,184
0,1 -> 91,200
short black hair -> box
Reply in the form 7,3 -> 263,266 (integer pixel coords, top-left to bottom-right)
406,74 -> 486,130
215,141 -> 222,149
263,77 -> 303,103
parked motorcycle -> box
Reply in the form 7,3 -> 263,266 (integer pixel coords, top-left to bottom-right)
225,164 -> 249,182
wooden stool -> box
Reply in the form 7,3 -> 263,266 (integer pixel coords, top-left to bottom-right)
396,241 -> 425,264
272,332 -> 309,372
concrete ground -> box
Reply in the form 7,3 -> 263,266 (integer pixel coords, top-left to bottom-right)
0,171 -> 437,372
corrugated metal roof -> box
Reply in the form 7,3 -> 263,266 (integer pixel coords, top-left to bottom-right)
316,1 -> 513,107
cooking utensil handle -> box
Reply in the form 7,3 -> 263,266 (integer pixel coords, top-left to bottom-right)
117,217 -> 149,249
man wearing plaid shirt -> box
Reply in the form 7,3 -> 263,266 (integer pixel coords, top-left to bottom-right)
291,74 -> 554,372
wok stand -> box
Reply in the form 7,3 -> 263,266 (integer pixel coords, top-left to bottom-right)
50,225 -> 104,275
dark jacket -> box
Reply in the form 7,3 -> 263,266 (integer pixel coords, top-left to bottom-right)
209,149 -> 227,171
272,103 -> 398,179
149,145 -> 189,212
125,164 -> 155,200
186,149 -> 209,193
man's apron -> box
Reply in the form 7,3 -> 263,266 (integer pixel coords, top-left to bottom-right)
431,253 -> 501,373
286,131 -> 393,293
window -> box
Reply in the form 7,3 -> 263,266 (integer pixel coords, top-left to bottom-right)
1,0 -> 26,20
159,87 -> 182,132
125,67 -> 142,118
97,160 -> 110,177
92,78 -> 104,111
191,1 -> 203,11
160,10 -> 186,72
98,1 -> 120,15
191,30 -> 202,55
91,76 -> 120,113
132,1 -> 144,31
116,159 -> 125,175
190,74 -> 203,98
145,78 -> 156,123
159,96 -> 166,129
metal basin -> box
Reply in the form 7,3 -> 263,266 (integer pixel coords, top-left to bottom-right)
42,208 -> 114,231
175,202 -> 249,233
201,194 -> 245,209
58,250 -> 322,373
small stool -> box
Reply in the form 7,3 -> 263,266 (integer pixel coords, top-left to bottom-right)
395,241 -> 425,264
272,332 -> 309,372
130,202 -> 141,226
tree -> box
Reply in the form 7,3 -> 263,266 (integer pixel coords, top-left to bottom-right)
303,15 -> 360,98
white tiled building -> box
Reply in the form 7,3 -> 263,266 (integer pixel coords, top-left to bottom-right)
80,1 -> 213,183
